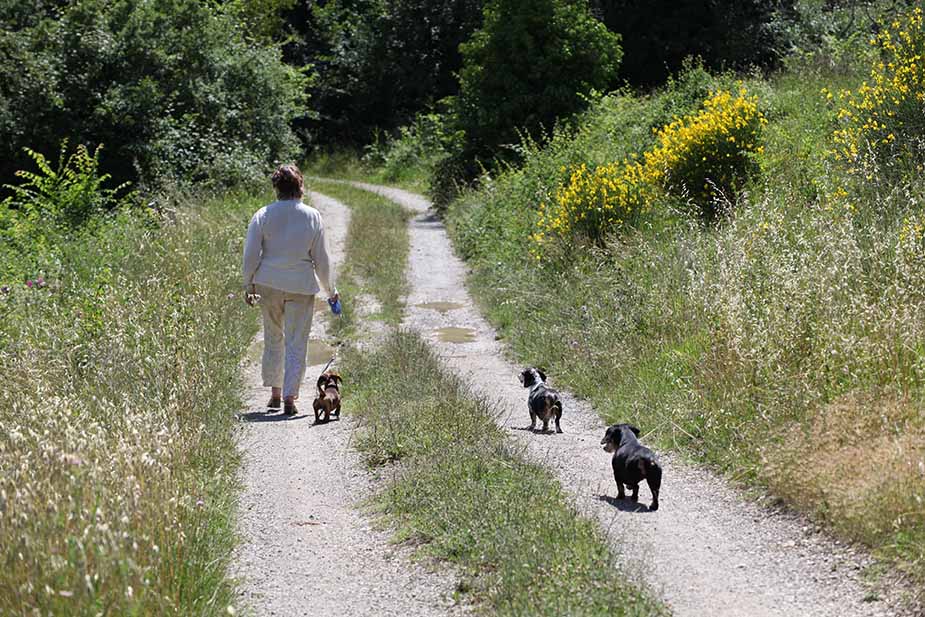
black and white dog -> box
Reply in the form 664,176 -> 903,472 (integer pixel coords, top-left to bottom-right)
519,367 -> 563,433
601,423 -> 661,511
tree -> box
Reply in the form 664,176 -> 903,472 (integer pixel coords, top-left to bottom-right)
0,0 -> 308,189
591,0 -> 795,85
303,0 -> 484,146
455,0 -> 622,164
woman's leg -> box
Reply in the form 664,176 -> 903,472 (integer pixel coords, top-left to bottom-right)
282,292 -> 315,402
257,285 -> 285,397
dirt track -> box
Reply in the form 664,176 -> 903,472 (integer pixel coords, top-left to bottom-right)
348,181 -> 902,617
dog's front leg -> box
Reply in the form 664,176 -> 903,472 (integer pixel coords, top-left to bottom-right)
529,409 -> 537,431
613,466 -> 626,499
630,483 -> 639,502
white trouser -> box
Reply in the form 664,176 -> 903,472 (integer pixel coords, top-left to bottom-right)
256,284 -> 315,399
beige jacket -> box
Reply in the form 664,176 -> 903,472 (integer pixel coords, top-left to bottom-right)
241,199 -> 335,296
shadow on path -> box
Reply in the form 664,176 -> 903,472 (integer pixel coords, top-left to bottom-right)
238,410 -> 310,423
594,493 -> 653,513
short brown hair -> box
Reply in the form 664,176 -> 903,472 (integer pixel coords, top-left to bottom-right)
272,164 -> 304,199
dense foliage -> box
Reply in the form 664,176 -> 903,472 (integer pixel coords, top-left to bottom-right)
0,0 -> 307,190
591,0 -> 795,85
456,0 -> 622,163
304,0 -> 484,145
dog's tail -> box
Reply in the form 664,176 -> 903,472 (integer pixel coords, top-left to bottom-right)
549,395 -> 563,416
643,458 -> 662,491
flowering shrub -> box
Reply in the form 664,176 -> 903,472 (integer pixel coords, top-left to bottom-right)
533,87 -> 766,252
533,160 -> 652,248
829,7 -> 925,176
643,88 -> 766,218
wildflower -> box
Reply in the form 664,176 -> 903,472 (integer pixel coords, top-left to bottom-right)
36,276 -> 46,288
0,285 -> 9,294
226,292 -> 235,300
25,280 -> 33,288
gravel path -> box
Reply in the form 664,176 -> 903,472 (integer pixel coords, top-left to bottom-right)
230,192 -> 461,617
348,181 -> 903,617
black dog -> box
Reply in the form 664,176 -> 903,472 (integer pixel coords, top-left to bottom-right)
519,367 -> 563,433
601,423 -> 661,511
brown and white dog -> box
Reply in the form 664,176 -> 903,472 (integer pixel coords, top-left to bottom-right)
312,371 -> 342,423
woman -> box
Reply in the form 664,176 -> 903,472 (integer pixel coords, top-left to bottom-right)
242,164 -> 339,416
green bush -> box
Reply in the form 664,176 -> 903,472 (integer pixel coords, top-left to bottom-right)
362,112 -> 463,186
2,142 -> 135,229
0,141 -> 140,284
455,0 -> 622,164
0,0 -> 308,189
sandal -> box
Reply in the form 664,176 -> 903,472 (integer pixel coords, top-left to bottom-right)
283,401 -> 298,416
267,396 -> 281,410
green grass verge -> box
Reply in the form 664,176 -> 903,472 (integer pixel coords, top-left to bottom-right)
0,189 -> 264,615
310,179 -> 410,336
338,331 -> 665,617
319,176 -> 665,615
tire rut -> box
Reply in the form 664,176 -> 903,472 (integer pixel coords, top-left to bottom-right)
230,192 -> 462,617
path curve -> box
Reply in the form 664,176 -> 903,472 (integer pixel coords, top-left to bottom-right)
230,192 -> 461,617
348,181 -> 901,617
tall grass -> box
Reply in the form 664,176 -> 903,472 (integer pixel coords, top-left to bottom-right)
339,332 -> 665,617
0,190 -> 263,615
446,63 -> 925,596
311,180 -> 410,334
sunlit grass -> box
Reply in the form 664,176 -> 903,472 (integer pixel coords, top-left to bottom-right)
311,180 -> 410,336
339,331 -> 666,617
0,190 -> 262,615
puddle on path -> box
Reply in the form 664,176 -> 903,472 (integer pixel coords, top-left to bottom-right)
308,339 -> 336,366
247,338 -> 335,366
416,301 -> 465,314
435,327 -> 476,344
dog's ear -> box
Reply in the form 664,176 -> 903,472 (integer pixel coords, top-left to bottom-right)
330,372 -> 342,385
537,368 -> 547,382
626,424 -> 641,437
316,375 -> 327,391
518,370 -> 526,385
